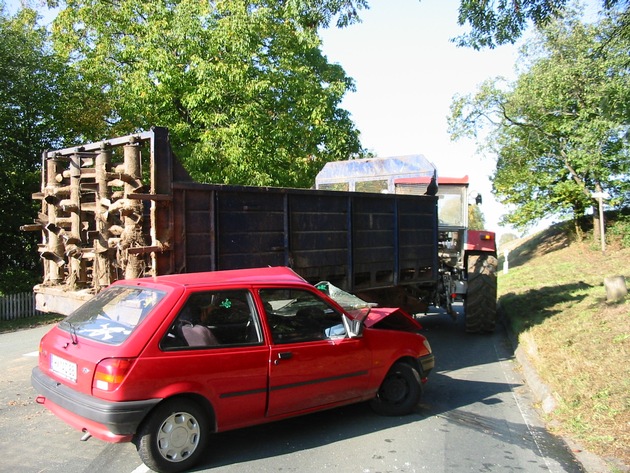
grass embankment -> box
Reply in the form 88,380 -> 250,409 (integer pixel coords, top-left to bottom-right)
498,220 -> 629,468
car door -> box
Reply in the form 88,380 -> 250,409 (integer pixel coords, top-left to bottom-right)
260,287 -> 372,417
154,288 -> 270,431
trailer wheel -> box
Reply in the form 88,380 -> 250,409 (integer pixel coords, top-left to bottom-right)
136,399 -> 209,473
370,362 -> 422,416
465,253 -> 498,333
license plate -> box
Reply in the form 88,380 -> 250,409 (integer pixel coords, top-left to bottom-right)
50,354 -> 77,383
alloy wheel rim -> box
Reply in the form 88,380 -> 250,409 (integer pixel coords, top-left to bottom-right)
156,412 -> 201,463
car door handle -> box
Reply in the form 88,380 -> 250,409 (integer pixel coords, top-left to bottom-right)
274,352 -> 293,365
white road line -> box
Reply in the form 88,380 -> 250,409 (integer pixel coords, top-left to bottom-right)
131,464 -> 150,473
494,342 -> 558,472
23,351 -> 39,357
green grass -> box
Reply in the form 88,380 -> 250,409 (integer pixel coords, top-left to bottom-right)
498,221 -> 629,466
0,313 -> 64,333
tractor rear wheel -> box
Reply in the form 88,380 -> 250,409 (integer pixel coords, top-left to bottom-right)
464,253 -> 498,333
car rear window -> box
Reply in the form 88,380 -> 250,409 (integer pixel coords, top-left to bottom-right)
59,286 -> 167,345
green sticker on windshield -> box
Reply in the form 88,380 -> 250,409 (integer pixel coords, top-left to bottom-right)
316,283 -> 328,293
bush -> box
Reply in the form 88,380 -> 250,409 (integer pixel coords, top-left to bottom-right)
0,268 -> 39,295
607,213 -> 630,248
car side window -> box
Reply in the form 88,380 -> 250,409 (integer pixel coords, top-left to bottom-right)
161,290 -> 262,350
259,288 -> 346,344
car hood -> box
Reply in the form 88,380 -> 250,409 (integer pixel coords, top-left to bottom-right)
362,307 -> 423,332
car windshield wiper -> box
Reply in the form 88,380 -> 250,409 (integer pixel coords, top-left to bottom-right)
60,320 -> 79,345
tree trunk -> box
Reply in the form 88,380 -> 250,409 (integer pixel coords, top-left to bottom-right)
593,210 -> 600,241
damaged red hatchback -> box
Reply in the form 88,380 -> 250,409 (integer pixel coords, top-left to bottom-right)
32,267 -> 434,473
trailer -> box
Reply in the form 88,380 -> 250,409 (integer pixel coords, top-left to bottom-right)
23,127 -> 439,316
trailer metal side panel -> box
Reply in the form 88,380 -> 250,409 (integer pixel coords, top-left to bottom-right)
172,183 -> 437,294
172,187 -> 217,274
352,195 -> 396,289
289,193 -> 350,288
217,187 -> 287,270
397,197 -> 437,283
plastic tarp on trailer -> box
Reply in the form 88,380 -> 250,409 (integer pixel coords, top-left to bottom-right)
315,155 -> 436,194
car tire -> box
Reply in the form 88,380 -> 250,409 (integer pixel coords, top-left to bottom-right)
370,362 -> 422,416
135,398 -> 209,473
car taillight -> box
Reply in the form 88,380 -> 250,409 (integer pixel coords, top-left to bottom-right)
38,340 -> 46,366
93,358 -> 134,392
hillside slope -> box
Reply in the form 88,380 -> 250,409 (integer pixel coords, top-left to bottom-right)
498,223 -> 629,470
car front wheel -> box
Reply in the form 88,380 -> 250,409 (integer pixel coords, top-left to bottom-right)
135,398 -> 209,473
370,362 -> 422,416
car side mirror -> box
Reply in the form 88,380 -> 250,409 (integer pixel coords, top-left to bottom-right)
343,315 -> 364,338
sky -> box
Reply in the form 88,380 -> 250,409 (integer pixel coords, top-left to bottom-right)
319,0 -> 523,236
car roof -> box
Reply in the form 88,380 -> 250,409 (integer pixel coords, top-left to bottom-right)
119,266 -> 309,288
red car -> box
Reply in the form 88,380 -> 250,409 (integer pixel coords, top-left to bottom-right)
32,267 -> 434,473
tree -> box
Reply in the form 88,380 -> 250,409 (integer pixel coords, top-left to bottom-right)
0,7 -> 77,292
448,10 -> 630,232
49,0 -> 366,188
468,204 -> 486,230
452,0 -> 629,49
278,0 -> 368,28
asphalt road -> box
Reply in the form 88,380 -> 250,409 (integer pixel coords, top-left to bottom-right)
0,308 -> 585,473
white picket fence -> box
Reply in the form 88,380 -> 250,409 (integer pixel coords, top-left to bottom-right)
0,292 -> 41,321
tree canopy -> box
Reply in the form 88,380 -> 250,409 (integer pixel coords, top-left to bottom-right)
453,0 -> 630,49
49,0 -> 366,188
448,9 -> 630,230
468,204 -> 486,230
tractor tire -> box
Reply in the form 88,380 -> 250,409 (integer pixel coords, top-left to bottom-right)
464,253 -> 498,333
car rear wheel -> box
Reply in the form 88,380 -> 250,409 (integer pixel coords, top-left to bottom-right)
370,362 -> 422,416
136,399 -> 209,473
